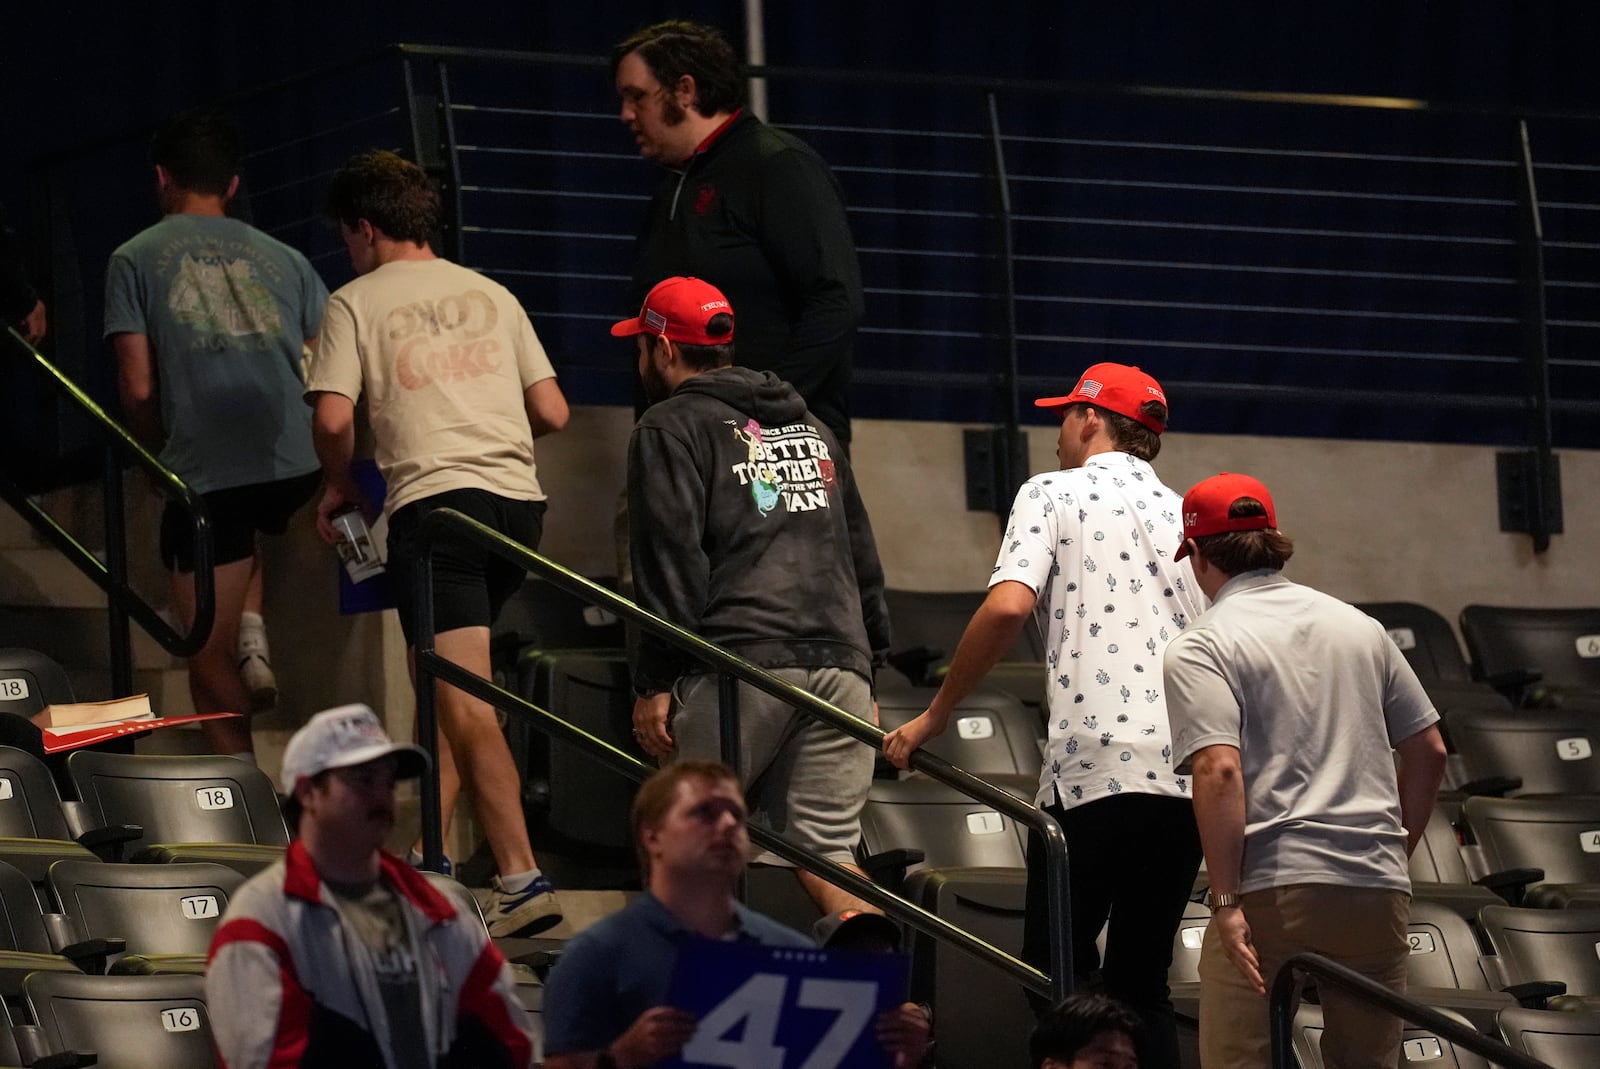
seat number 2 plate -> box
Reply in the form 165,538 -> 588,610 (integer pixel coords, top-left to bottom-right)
194,786 -> 235,811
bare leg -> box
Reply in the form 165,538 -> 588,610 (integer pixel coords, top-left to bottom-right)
408,646 -> 464,860
419,626 -> 535,875
171,556 -> 256,755
242,549 -> 264,616
797,863 -> 881,916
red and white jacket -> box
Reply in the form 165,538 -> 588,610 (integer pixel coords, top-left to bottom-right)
206,841 -> 532,1069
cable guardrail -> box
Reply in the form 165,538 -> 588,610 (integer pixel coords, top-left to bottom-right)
409,507 -> 1073,1002
0,327 -> 214,690
1268,952 -> 1552,1069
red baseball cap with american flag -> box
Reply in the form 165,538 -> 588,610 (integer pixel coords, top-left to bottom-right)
1034,362 -> 1168,433
610,276 -> 734,346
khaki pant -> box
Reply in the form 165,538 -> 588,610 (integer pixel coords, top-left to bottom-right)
1199,884 -> 1410,1069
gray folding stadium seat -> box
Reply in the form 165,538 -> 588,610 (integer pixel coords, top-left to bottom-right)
882,589 -> 1045,694
65,752 -> 287,876
18,971 -> 217,1069
1356,602 -> 1477,685
874,684 -> 1042,779
1459,605 -> 1600,705
855,774 -> 1034,890
1459,795 -> 1600,908
899,866 -> 1033,1069
1478,906 -> 1600,1009
0,746 -> 106,886
1291,1004 -> 1490,1069
1445,704 -> 1600,796
1408,806 -> 1503,918
1498,1006 -> 1600,1069
46,860 -> 246,975
1403,898 -> 1518,1032
0,858 -> 108,991
511,648 -> 639,878
0,648 -> 76,718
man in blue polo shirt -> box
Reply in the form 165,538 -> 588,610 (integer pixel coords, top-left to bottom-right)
542,760 -> 810,1068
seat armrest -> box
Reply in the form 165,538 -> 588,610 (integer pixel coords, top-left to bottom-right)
1503,980 -> 1566,1009
1474,867 -> 1543,904
859,847 -> 925,889
57,937 -> 125,976
1453,776 -> 1522,798
74,824 -> 143,863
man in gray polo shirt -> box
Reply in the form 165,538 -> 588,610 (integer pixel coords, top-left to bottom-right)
1162,472 -> 1447,1069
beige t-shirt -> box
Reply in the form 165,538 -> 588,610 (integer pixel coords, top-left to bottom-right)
307,258 -> 557,516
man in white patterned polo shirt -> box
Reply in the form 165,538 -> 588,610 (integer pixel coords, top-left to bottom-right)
884,363 -> 1205,1069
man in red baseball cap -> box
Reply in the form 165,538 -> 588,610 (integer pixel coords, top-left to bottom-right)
616,276 -> 891,919
884,362 -> 1205,1066
1163,473 -> 1446,1069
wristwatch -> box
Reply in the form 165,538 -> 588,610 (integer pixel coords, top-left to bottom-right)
1208,891 -> 1241,912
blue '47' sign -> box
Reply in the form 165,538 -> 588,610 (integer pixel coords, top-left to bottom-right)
662,937 -> 909,1069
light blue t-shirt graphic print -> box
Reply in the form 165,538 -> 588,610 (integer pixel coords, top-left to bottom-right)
988,452 -> 1207,810
104,214 -> 326,493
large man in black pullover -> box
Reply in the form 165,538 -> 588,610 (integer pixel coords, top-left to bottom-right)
612,20 -> 863,449
615,276 -> 889,918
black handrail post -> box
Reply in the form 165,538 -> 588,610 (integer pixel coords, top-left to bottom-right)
965,91 -> 1029,524
1267,953 -> 1301,1069
436,60 -> 467,264
101,446 -> 134,698
1499,118 -> 1563,554
717,671 -> 742,778
413,544 -> 445,872
1039,817 -> 1073,1001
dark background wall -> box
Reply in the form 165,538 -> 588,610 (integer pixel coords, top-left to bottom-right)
10,2 -> 1598,202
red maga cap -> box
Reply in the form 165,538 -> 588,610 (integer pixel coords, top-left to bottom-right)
1174,473 -> 1277,560
610,276 -> 734,346
1034,362 -> 1168,433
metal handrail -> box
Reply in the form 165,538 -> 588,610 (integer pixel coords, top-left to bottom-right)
0,327 -> 215,682
1268,953 -> 1551,1069
410,507 -> 1072,1001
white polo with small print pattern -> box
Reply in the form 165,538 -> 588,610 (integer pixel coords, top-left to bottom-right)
989,451 -> 1206,810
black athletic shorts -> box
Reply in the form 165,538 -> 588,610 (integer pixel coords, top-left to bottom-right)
160,470 -> 321,572
385,487 -> 546,645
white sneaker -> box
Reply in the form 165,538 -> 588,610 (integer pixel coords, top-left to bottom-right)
484,875 -> 563,938
238,625 -> 276,711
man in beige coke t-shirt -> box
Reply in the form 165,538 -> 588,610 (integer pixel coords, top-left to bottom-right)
306,150 -> 570,938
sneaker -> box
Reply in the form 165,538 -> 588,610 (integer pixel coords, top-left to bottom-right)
238,653 -> 277,711
406,849 -> 453,878
485,874 -> 563,938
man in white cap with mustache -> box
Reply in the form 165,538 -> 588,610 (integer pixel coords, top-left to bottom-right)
206,704 -> 534,1069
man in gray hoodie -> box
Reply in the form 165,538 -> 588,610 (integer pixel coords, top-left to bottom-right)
616,276 -> 890,917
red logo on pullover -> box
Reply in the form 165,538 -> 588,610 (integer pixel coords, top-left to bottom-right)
694,184 -> 717,215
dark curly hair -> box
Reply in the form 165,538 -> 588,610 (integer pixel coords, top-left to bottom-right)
1029,993 -> 1143,1067
324,150 -> 441,245
611,20 -> 747,117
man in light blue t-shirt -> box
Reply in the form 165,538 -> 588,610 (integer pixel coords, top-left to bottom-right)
104,108 -> 327,760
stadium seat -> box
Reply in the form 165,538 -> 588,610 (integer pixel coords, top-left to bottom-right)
0,746 -> 106,886
1403,898 -> 1518,1032
512,649 -> 638,868
1459,795 -> 1600,908
46,860 -> 245,975
491,576 -> 624,657
855,774 -> 1034,890
882,589 -> 1045,689
0,648 -> 76,718
900,866 -> 1033,1069
1398,807 -> 1500,918
1498,1006 -> 1600,1069
18,971 -> 216,1069
0,858 -> 107,990
1291,1004 -> 1490,1069
874,684 -> 1042,778
1478,906 -> 1600,1007
1459,605 -> 1600,704
1445,704 -> 1600,796
1356,602 -> 1476,684
65,752 -> 287,875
